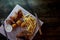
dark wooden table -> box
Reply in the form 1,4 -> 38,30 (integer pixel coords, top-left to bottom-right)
33,1 -> 60,40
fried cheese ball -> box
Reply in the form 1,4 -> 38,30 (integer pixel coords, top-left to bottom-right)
21,22 -> 26,28
12,24 -> 17,28
16,20 -> 22,26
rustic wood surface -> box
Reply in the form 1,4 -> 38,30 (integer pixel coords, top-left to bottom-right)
33,1 -> 59,40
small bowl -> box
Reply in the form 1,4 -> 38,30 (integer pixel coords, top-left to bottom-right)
5,24 -> 12,32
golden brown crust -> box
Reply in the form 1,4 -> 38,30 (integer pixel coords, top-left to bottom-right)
16,20 -> 22,26
12,24 -> 17,28
17,10 -> 23,19
21,22 -> 26,28
16,31 -> 32,40
6,20 -> 13,25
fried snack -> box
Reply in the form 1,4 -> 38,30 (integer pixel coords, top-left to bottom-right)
12,24 -> 17,28
6,20 -> 13,25
10,16 -> 16,23
10,13 -> 18,22
17,10 -> 23,19
13,12 -> 18,19
27,16 -> 36,33
21,22 -> 26,28
10,10 -> 23,21
23,15 -> 36,34
16,31 -> 31,40
16,20 -> 22,26
16,32 -> 25,38
10,16 -> 15,20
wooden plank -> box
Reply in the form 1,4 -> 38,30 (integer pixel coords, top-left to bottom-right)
39,17 -> 60,23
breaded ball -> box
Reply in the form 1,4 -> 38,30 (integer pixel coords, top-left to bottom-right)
16,20 -> 22,26
21,22 -> 26,28
12,24 -> 17,28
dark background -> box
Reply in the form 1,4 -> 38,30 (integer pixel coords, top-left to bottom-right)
0,0 -> 59,40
